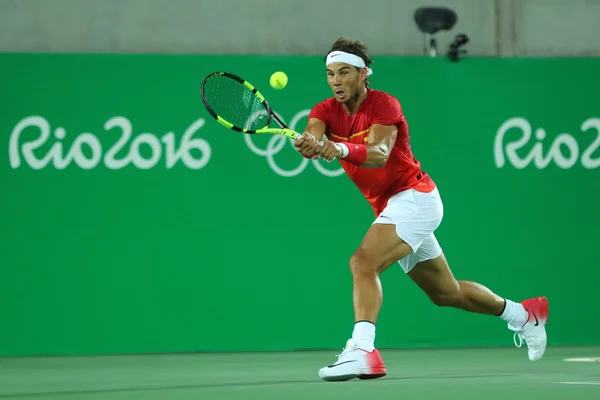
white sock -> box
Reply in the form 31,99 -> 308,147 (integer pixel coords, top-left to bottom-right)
351,321 -> 375,352
499,299 -> 529,328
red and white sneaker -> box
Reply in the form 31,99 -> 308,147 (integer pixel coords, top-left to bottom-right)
318,339 -> 387,381
509,296 -> 549,361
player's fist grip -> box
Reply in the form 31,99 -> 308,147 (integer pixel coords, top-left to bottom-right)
294,132 -> 322,159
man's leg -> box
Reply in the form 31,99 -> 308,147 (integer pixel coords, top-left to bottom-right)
318,188 -> 443,381
351,223 -> 414,323
318,223 -> 412,381
407,251 -> 521,317
407,245 -> 548,361
349,223 -> 413,347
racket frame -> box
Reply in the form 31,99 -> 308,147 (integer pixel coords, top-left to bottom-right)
201,71 -> 301,140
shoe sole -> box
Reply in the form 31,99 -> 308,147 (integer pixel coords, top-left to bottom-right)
320,368 -> 387,382
359,372 -> 387,380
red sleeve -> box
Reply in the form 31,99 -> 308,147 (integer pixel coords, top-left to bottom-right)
371,93 -> 403,125
308,99 -> 330,125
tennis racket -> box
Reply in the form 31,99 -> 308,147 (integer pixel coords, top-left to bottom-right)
200,71 -> 303,140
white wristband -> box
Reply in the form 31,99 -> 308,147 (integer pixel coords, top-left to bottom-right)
335,142 -> 349,158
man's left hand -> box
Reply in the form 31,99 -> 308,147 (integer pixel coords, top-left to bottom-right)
317,141 -> 342,162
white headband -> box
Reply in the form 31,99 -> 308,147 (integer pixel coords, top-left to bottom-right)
326,51 -> 373,76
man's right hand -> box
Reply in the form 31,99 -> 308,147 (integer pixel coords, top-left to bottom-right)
294,132 -> 322,158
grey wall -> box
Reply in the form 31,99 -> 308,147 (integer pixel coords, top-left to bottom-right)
0,0 -> 598,56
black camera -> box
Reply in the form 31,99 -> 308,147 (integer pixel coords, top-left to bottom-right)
447,34 -> 470,62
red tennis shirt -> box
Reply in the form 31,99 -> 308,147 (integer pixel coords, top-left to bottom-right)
308,88 -> 436,216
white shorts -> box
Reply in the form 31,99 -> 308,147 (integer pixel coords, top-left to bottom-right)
373,187 -> 444,273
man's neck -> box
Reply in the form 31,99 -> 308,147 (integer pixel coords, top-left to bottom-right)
343,87 -> 368,116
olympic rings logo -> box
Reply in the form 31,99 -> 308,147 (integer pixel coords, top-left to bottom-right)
244,109 -> 345,177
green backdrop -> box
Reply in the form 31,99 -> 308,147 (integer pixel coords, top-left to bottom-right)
1,54 -> 599,357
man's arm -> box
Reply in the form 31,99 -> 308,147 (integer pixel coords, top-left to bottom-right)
317,123 -> 397,168
361,123 -> 397,167
304,118 -> 327,141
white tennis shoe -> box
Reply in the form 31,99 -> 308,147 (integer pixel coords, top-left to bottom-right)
509,296 -> 549,361
318,339 -> 387,381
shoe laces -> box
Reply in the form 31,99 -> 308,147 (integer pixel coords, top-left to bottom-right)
335,340 -> 357,360
511,312 -> 530,348
513,332 -> 523,348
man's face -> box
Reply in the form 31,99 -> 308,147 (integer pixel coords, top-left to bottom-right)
326,62 -> 365,103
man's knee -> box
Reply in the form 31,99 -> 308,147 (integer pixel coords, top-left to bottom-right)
349,249 -> 379,276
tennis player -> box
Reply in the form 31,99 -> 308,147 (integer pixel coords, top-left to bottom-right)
294,38 -> 549,382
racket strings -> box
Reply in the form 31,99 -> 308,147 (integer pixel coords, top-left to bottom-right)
204,76 -> 269,131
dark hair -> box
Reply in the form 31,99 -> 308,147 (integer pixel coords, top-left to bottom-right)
325,37 -> 374,86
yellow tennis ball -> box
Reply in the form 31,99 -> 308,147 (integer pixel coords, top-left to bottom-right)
270,71 -> 288,89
